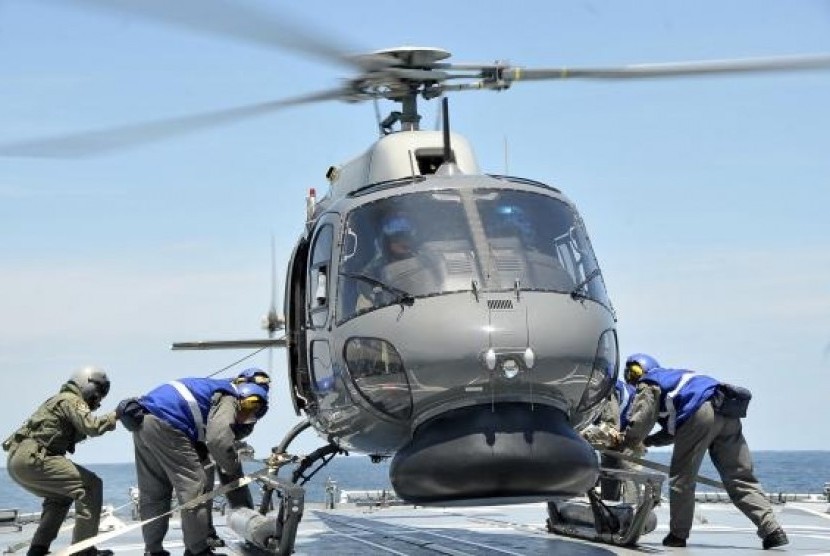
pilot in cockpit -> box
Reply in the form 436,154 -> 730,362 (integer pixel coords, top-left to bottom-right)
488,203 -> 573,290
380,213 -> 417,260
354,212 -> 426,312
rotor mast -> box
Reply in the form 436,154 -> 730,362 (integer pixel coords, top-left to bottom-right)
399,92 -> 420,131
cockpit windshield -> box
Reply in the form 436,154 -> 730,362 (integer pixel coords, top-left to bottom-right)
337,187 -> 609,322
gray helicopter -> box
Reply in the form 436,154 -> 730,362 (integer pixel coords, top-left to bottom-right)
163,42 -> 830,508
4,1 -> 830,551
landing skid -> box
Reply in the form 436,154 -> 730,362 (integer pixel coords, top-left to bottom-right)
228,420 -> 345,554
546,467 -> 664,547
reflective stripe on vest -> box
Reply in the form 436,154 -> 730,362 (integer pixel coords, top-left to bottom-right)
168,380 -> 205,442
618,383 -> 632,429
662,371 -> 696,435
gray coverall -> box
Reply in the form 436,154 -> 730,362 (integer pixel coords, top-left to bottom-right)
621,382 -> 781,540
2,383 -> 116,551
133,393 -> 253,555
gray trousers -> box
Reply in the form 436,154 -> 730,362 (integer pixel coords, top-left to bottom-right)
6,438 -> 103,547
133,414 -> 210,554
669,401 -> 779,539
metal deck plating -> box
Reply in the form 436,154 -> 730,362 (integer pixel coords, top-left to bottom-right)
4,498 -> 830,555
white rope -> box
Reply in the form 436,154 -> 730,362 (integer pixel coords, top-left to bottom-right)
53,467 -> 271,556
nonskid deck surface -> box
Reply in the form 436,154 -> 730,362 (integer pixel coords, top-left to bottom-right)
3,501 -> 830,555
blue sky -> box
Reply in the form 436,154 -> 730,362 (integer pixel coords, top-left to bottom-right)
1,0 -> 829,465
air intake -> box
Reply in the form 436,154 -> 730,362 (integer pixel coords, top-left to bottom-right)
487,299 -> 514,311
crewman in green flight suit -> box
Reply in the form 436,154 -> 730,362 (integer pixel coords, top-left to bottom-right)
2,366 -> 118,556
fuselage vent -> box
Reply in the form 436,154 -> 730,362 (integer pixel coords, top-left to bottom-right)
487,299 -> 514,311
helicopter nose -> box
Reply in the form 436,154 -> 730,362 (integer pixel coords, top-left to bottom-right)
389,403 -> 598,505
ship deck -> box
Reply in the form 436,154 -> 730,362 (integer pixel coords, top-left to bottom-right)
3,497 -> 830,555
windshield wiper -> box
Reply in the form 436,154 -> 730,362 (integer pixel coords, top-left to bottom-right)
570,268 -> 602,301
340,272 -> 415,307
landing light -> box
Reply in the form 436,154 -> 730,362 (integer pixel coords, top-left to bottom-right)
523,347 -> 535,369
485,348 -> 497,370
501,358 -> 519,379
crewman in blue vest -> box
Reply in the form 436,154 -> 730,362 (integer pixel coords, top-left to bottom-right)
127,374 -> 269,556
619,353 -> 788,549
200,368 -> 272,549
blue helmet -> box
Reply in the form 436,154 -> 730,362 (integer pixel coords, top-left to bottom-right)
624,353 -> 660,383
380,213 -> 415,258
494,204 -> 535,244
236,382 -> 269,422
381,213 -> 414,238
235,367 -> 271,390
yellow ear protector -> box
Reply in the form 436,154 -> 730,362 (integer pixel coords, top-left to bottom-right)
239,395 -> 265,414
624,362 -> 644,384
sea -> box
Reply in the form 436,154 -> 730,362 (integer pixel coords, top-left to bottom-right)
2,451 -> 829,517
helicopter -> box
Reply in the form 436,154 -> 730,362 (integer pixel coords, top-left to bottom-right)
3,0 -> 830,550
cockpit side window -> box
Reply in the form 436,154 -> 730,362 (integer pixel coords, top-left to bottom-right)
308,224 -> 334,328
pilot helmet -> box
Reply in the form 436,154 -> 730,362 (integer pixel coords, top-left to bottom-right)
234,367 -> 271,390
70,366 -> 111,410
235,382 -> 269,424
380,213 -> 415,258
494,204 -> 535,244
624,353 -> 660,384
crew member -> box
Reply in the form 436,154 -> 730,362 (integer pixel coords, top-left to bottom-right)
126,373 -> 269,556
201,368 -> 272,549
619,353 -> 788,549
2,366 -> 117,556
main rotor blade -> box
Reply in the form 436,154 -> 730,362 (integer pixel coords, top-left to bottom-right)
172,338 -> 287,350
0,88 -> 347,158
500,53 -> 830,82
43,0 -> 388,71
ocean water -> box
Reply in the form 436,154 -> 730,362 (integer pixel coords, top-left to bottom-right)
2,451 -> 829,516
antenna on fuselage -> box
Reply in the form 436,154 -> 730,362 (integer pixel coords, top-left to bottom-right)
442,97 -> 455,164
436,97 -> 460,176
504,135 -> 509,175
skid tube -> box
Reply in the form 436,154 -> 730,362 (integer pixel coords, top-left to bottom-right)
228,475 -> 305,555
232,420 -> 345,554
546,466 -> 665,547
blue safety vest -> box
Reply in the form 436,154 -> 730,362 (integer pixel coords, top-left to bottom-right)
141,378 -> 237,442
615,380 -> 636,430
641,369 -> 719,435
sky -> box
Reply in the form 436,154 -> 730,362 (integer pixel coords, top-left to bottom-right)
1,0 -> 829,466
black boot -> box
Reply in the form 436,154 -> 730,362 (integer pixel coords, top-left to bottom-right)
662,532 -> 687,547
75,548 -> 114,556
762,528 -> 789,549
26,545 -> 49,556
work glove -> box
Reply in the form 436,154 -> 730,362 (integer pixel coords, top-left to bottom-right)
266,451 -> 295,469
115,398 -> 146,432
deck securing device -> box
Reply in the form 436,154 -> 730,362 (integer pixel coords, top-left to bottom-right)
546,466 -> 664,547
49,456 -> 300,556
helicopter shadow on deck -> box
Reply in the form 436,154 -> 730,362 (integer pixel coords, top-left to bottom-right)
303,510 -> 624,555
